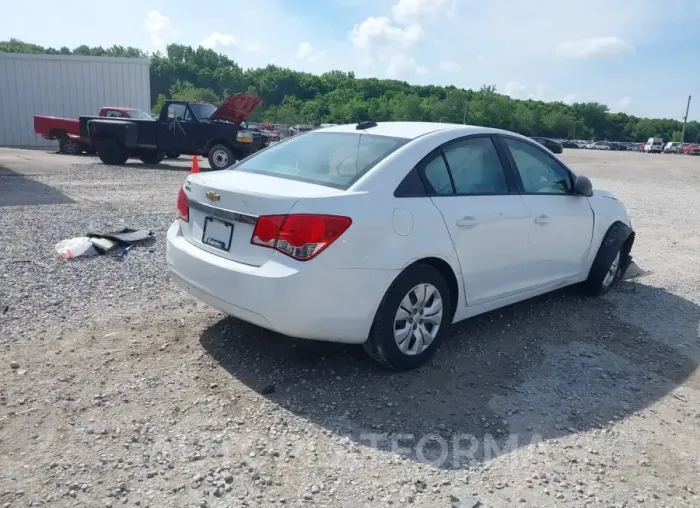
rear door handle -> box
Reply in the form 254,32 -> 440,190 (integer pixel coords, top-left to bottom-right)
534,214 -> 550,225
456,216 -> 479,227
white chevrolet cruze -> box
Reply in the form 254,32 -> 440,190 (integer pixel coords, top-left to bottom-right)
166,122 -> 635,370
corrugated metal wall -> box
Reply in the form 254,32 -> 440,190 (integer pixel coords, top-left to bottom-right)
0,53 -> 151,147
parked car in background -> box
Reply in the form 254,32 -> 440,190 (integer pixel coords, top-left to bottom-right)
80,93 -> 266,169
586,142 -> 611,150
258,123 -> 280,142
167,121 -> 635,370
663,142 -> 683,154
683,144 -> 700,155
644,137 -> 664,153
289,125 -> 314,136
34,107 -> 153,155
530,136 -> 563,154
561,140 -> 580,149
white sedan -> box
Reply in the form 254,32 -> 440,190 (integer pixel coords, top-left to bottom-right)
167,122 -> 635,370
586,142 -> 611,150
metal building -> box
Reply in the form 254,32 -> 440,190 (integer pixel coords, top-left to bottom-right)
0,52 -> 151,147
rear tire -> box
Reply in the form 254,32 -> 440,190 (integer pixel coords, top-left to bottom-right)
363,264 -> 452,371
207,144 -> 235,170
97,138 -> 128,165
139,151 -> 165,164
59,136 -> 81,155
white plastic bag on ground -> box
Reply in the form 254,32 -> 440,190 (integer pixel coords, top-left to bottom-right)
55,237 -> 99,259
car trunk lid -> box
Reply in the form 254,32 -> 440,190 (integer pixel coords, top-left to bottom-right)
182,171 -> 344,266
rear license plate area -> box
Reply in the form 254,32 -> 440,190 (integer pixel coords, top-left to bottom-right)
202,217 -> 234,251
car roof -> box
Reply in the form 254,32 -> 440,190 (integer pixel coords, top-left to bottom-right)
316,121 -> 504,140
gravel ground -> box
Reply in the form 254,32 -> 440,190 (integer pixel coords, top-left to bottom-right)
1,148 -> 699,508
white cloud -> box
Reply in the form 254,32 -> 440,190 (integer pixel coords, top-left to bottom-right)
244,43 -> 268,55
529,82 -> 546,100
439,60 -> 461,72
199,32 -> 238,50
616,96 -> 633,110
503,81 -> 527,98
199,32 -> 268,55
349,16 -> 424,49
296,42 -> 327,62
387,52 -> 425,77
392,0 -> 452,23
144,10 -> 176,50
556,36 -> 634,59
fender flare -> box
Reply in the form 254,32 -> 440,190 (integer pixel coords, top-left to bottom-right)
592,221 -> 635,278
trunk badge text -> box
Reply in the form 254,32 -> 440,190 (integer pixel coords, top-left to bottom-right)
206,191 -> 221,202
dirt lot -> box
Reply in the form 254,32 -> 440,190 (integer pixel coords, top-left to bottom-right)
1,147 -> 699,508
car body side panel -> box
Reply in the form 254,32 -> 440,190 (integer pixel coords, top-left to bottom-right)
288,192 -> 467,317
582,190 -> 633,275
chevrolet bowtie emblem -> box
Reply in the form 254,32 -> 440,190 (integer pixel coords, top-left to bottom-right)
205,191 -> 220,202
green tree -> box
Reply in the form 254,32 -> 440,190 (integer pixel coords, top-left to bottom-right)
2,38 -> 699,141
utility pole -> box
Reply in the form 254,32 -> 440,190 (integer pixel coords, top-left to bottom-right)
463,100 -> 469,124
680,95 -> 691,143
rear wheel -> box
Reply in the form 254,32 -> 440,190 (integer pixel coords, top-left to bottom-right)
59,136 -> 81,155
139,151 -> 165,164
97,138 -> 128,165
207,144 -> 235,170
363,264 -> 452,370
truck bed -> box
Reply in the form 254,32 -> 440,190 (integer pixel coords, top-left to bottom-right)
33,115 -> 82,141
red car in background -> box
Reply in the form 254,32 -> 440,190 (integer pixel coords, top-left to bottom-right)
683,143 -> 700,155
258,123 -> 280,142
34,107 -> 153,154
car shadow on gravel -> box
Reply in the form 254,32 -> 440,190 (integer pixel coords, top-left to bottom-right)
200,281 -> 699,469
120,161 -> 193,172
0,166 -> 75,206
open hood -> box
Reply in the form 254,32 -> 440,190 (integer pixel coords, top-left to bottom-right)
209,93 -> 262,124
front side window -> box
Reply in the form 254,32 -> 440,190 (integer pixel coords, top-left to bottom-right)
442,137 -> 509,194
167,103 -> 187,121
503,137 -> 572,194
233,132 -> 409,189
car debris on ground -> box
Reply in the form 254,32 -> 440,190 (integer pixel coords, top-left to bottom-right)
55,228 -> 153,259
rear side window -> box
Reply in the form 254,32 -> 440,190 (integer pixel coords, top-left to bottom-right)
442,137 -> 509,194
234,132 -> 409,189
423,155 -> 453,195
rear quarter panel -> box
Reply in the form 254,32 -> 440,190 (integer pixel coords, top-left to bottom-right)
289,191 -> 462,274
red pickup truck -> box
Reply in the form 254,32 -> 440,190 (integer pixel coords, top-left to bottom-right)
34,107 -> 154,154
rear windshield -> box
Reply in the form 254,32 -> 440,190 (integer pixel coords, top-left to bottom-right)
232,131 -> 409,189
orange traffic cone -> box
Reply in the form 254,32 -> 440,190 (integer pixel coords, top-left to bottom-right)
191,155 -> 200,174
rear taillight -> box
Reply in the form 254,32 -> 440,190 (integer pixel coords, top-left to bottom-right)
176,187 -> 189,222
251,214 -> 352,261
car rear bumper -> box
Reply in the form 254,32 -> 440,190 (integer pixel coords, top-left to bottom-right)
166,221 -> 399,344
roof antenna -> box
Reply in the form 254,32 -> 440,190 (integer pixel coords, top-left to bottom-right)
356,120 -> 377,130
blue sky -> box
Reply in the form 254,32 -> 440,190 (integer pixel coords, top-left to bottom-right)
3,0 -> 699,120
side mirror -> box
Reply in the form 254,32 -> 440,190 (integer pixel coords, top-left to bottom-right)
572,175 -> 593,197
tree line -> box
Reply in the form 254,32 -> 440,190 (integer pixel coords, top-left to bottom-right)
2,38 -> 698,143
